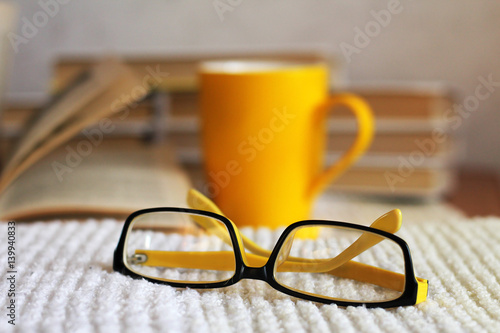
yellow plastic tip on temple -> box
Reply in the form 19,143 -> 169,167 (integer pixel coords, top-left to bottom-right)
416,278 -> 428,304
370,209 -> 402,233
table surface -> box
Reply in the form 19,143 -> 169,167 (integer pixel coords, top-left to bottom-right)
447,169 -> 500,217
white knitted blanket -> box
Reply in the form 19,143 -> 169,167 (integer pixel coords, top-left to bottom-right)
1,194 -> 500,333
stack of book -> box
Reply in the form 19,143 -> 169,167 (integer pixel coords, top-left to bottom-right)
2,54 -> 454,215
2,51 -> 335,182
53,57 -> 454,199
3,51 -> 332,154
330,83 -> 457,198
160,82 -> 458,199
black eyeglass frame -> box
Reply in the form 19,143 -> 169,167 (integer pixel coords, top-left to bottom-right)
113,207 -> 422,308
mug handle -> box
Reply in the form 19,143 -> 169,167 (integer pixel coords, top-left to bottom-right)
308,93 -> 375,198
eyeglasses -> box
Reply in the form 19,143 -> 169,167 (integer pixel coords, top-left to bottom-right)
113,190 -> 428,308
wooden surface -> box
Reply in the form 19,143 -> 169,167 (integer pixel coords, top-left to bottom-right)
447,169 -> 500,217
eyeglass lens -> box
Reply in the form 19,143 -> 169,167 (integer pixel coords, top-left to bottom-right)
274,225 -> 406,302
124,211 -> 236,283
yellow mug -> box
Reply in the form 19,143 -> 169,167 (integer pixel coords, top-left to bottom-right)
199,60 -> 374,228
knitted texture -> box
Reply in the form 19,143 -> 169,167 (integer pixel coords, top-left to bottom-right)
1,199 -> 499,333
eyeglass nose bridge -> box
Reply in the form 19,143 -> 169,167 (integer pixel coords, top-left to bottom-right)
240,264 -> 270,282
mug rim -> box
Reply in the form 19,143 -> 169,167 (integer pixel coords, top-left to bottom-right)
199,60 -> 326,74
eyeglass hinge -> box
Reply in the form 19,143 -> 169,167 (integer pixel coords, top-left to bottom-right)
129,254 -> 147,264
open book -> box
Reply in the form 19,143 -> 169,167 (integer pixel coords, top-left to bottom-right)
0,59 -> 191,221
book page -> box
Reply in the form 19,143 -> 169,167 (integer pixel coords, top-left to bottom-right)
0,61 -> 147,192
0,142 -> 191,221
2,59 -> 129,178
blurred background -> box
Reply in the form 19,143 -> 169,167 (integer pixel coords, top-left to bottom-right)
1,0 -> 499,216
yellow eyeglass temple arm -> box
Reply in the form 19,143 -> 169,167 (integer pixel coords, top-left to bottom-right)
134,249 -> 406,291
134,249 -> 427,298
